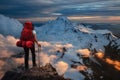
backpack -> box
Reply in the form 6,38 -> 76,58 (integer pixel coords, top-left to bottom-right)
16,21 -> 35,48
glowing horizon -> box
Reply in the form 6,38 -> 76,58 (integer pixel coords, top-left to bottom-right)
17,16 -> 120,23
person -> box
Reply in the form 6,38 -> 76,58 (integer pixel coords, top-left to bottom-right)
18,21 -> 41,70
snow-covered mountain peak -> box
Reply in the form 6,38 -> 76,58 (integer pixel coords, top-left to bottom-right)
35,17 -> 120,80
38,16 -> 76,37
36,16 -> 119,51
45,16 -> 73,28
46,16 -> 115,36
56,16 -> 71,23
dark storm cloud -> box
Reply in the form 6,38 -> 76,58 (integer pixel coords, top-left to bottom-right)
57,8 -> 120,16
0,0 -> 57,17
0,0 -> 120,19
57,0 -> 120,16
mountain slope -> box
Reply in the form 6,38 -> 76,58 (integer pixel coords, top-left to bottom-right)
34,16 -> 120,80
36,16 -> 119,52
1,16 -> 120,80
0,14 -> 23,37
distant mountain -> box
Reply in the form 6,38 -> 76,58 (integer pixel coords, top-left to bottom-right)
36,16 -> 120,52
80,23 -> 120,38
35,16 -> 120,80
0,14 -> 23,37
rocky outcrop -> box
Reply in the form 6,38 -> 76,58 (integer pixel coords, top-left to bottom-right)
2,64 -> 70,80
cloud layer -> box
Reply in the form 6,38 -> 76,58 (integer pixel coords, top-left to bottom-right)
0,34 -> 23,79
0,0 -> 120,23
0,33 -> 85,80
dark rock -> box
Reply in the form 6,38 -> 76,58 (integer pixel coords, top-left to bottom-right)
2,64 -> 70,80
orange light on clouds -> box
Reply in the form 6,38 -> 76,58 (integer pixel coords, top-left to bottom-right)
68,16 -> 120,23
105,58 -> 120,71
95,52 -> 104,59
95,52 -> 120,71
17,16 -> 120,23
76,49 -> 90,58
76,65 -> 88,71
107,16 -> 120,21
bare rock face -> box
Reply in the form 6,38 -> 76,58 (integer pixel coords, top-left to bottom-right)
1,64 -> 70,80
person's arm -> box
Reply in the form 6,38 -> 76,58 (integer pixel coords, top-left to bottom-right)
33,30 -> 41,47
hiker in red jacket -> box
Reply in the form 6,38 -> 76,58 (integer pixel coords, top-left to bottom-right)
17,21 -> 41,70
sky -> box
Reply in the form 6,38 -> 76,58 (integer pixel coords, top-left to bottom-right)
0,0 -> 120,23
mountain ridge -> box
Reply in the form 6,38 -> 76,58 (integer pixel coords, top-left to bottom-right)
36,16 -> 119,52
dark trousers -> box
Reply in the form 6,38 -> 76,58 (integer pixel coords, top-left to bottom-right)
24,45 -> 36,70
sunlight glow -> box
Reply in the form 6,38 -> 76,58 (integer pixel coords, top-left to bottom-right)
95,52 -> 120,71
17,16 -> 120,23
105,58 -> 120,71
